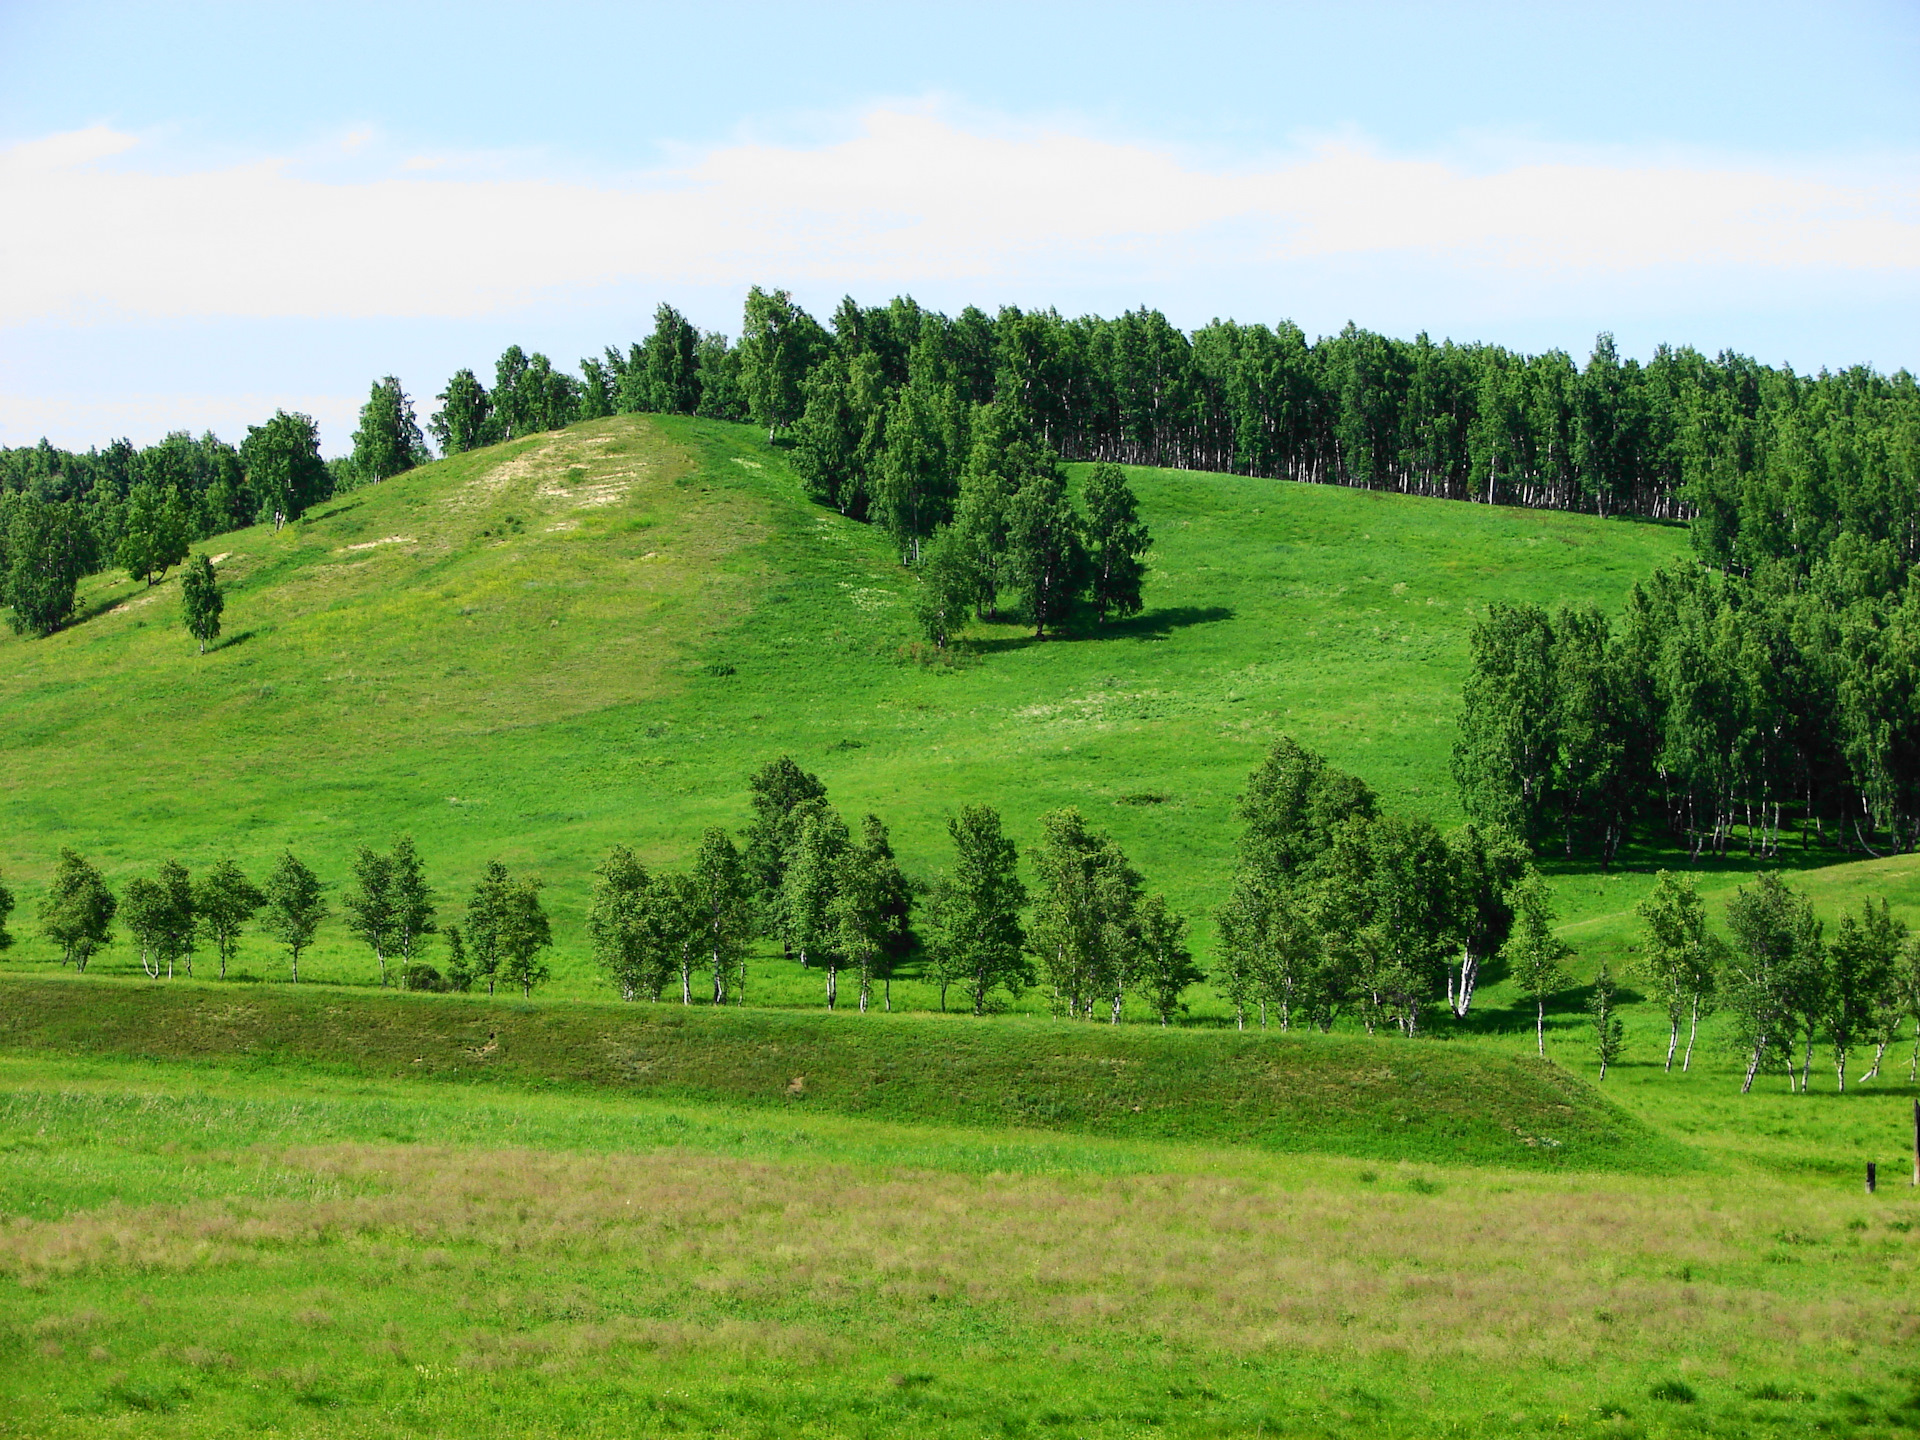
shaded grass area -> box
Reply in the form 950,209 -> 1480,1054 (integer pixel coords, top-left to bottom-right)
2,1054 -> 1918,1440
0,974 -> 1684,1174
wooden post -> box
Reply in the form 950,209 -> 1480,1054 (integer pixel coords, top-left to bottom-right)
1867,1162 -> 1877,1194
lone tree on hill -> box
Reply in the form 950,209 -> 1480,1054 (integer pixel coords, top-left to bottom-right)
261,851 -> 327,983
193,859 -> 263,980
39,848 -> 115,972
181,553 -> 223,654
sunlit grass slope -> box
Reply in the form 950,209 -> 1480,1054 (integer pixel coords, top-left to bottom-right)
1,413 -> 1710,1003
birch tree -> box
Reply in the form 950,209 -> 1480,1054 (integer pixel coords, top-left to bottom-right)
1502,871 -> 1572,1057
39,848 -> 115,973
1134,895 -> 1201,1025
928,804 -> 1029,1015
1446,821 -> 1529,1016
1588,961 -> 1626,1080
261,851 -> 327,983
463,861 -> 513,996
388,835 -> 438,989
1724,873 -> 1824,1094
343,846 -> 396,986
782,802 -> 849,1006
193,860 -> 263,981
693,827 -> 753,1004
1826,899 -> 1906,1091
1634,870 -> 1724,1071
832,815 -> 911,1013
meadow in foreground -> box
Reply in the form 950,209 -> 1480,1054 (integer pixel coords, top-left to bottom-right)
4,1050 -> 1920,1440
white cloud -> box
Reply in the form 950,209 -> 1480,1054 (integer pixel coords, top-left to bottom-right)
1,109 -> 1915,326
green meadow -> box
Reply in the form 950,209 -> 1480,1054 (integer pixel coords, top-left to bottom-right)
7,414 -> 1920,1436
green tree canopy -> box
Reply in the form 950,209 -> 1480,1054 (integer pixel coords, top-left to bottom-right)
193,859 -> 263,981
181,552 -> 223,654
38,847 -> 115,972
261,851 -> 328,983
350,375 -> 430,483
929,804 -> 1029,1015
241,410 -> 331,528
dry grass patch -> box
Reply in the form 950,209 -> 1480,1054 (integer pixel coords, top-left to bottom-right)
6,1141 -> 1916,1381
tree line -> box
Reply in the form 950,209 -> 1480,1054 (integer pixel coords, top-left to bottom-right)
16,288 -> 1914,637
9,743 -> 1916,1088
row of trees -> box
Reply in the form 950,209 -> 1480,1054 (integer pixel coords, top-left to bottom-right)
1633,868 -> 1920,1093
12,750 -> 1919,1088
15,289 -> 1916,638
585,758 -> 1200,1021
28,841 -> 555,998
425,291 -> 1920,544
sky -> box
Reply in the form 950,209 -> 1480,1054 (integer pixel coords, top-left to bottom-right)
2,0 -> 1917,452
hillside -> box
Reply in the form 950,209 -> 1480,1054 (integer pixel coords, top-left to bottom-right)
0,413 -> 1713,999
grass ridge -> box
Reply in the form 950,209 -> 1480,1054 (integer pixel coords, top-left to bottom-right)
0,973 -> 1691,1173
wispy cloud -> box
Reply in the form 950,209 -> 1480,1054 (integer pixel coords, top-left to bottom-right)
4,110 -> 1916,325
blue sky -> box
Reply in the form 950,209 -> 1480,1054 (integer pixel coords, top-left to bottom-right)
2,0 -> 1917,451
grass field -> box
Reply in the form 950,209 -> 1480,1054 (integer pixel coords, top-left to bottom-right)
2,1045 -> 1919,1438
8,415 -> 1920,1436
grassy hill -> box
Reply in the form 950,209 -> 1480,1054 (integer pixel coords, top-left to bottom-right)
0,412 -> 1713,998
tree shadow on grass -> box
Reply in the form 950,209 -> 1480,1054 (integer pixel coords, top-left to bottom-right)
310,499 -> 365,522
963,604 -> 1237,656
1106,604 -> 1236,641
209,630 -> 255,654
